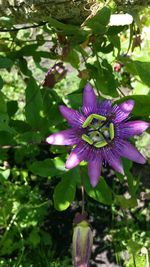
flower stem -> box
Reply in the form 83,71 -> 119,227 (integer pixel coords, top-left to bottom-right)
80,167 -> 85,215
81,185 -> 85,215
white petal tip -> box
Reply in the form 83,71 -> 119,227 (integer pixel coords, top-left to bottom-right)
65,154 -> 79,169
46,136 -> 53,144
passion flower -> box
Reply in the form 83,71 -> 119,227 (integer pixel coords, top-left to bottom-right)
46,84 -> 149,187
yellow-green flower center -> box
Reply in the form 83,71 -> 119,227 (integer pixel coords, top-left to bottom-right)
81,114 -> 115,148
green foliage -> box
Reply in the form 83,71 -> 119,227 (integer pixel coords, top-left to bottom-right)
53,169 -> 78,211
0,3 -> 150,267
83,173 -> 113,205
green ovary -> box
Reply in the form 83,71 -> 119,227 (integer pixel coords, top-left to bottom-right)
81,114 -> 115,148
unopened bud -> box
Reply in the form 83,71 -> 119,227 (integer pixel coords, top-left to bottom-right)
43,62 -> 67,88
72,215 -> 93,267
114,62 -> 122,72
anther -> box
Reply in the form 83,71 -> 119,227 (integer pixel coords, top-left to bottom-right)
82,114 -> 106,128
82,134 -> 93,145
109,123 -> 115,140
94,140 -> 108,148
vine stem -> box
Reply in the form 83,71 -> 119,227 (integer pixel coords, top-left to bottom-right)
80,167 -> 85,215
0,22 -> 47,32
81,184 -> 85,215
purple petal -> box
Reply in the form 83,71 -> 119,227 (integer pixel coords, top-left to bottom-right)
82,84 -> 97,116
46,129 -> 79,145
116,121 -> 150,138
65,143 -> 89,169
117,140 -> 146,164
102,147 -> 124,174
88,158 -> 102,187
98,100 -> 112,116
59,105 -> 85,128
112,100 -> 134,123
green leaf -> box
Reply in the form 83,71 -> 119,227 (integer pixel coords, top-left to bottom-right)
107,25 -> 126,35
86,7 -> 111,34
65,49 -> 80,69
48,17 -> 86,38
0,114 -> 15,133
9,120 -> 31,133
15,131 -> 42,145
134,61 -> 150,87
92,60 -> 118,97
0,91 -> 7,114
108,35 -> 121,52
29,158 -> 66,177
0,56 -> 13,69
65,93 -> 82,110
17,57 -> 32,76
0,75 -> 3,89
0,168 -> 10,180
53,170 -> 78,211
115,195 -> 138,209
25,78 -> 44,129
119,58 -> 150,88
7,101 -> 18,117
18,44 -> 39,56
0,131 -> 14,145
28,228 -> 40,247
83,174 -> 112,205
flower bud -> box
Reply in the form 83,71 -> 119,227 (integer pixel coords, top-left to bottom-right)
114,62 -> 122,72
72,215 -> 93,267
43,62 -> 67,88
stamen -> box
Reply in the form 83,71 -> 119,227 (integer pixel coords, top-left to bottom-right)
82,134 -> 93,145
82,115 -> 93,128
109,123 -> 115,140
94,140 -> 108,148
82,114 -> 106,128
92,114 -> 106,121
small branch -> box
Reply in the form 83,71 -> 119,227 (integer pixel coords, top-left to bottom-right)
117,87 -> 126,97
0,21 -> 47,32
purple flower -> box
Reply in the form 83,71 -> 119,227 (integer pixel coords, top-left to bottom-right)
46,84 -> 149,187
